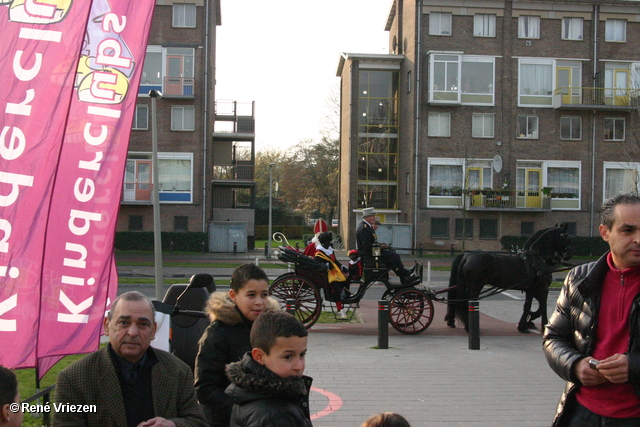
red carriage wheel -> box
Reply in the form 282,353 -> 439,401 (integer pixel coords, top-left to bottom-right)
388,288 -> 434,334
269,275 -> 322,329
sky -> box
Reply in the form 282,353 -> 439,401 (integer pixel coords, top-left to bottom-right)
214,0 -> 392,151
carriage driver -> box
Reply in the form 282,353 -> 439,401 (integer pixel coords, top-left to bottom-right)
356,207 -> 418,285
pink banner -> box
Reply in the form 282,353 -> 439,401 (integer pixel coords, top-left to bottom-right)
0,0 -> 155,372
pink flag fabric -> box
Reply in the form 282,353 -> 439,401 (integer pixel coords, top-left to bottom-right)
0,0 -> 155,372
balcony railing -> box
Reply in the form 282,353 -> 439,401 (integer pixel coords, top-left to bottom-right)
122,183 -> 152,202
164,76 -> 194,97
212,165 -> 255,181
463,190 -> 552,210
553,87 -> 640,109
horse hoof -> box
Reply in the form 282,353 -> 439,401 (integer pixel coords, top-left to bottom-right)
526,322 -> 537,330
518,327 -> 531,334
447,321 -> 456,328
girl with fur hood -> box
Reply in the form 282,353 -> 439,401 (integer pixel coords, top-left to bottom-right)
194,264 -> 279,427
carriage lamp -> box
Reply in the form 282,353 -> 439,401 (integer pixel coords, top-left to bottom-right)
372,243 -> 381,258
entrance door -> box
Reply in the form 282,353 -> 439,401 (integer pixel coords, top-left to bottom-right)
606,69 -> 629,105
525,169 -> 542,207
165,55 -> 185,95
136,161 -> 152,201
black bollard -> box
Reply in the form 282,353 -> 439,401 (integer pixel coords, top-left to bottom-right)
468,300 -> 480,350
378,299 -> 389,349
419,243 -> 423,257
295,242 -> 300,251
285,299 -> 296,315
201,241 -> 206,253
233,242 -> 237,255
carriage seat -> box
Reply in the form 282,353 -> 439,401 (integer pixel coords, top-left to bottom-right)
277,246 -> 328,272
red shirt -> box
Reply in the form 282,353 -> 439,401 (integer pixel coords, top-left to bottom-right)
577,253 -> 640,418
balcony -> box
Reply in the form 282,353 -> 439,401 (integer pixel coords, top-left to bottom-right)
462,190 -> 552,211
163,76 -> 194,98
553,87 -> 640,111
212,164 -> 255,181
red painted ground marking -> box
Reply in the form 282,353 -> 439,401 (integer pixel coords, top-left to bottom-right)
309,386 -> 343,420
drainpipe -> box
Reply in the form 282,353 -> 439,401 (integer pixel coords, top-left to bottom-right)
413,0 -> 422,249
589,3 -> 599,236
202,0 -> 210,233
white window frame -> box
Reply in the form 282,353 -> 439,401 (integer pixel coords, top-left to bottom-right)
472,113 -> 494,138
173,4 -> 196,28
545,161 -> 581,207
474,14 -> 496,37
429,53 -> 495,106
562,17 -> 583,41
430,13 -> 452,36
604,117 -> 625,141
560,116 -> 581,140
518,58 -> 554,107
428,158 -> 463,207
171,106 -> 195,131
517,115 -> 539,139
605,19 -> 626,42
603,161 -> 640,199
428,113 -> 451,137
123,152 -> 194,204
518,16 -> 540,39
133,105 -> 148,130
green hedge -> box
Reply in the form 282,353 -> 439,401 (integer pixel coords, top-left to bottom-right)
500,235 -> 609,257
115,232 -> 207,252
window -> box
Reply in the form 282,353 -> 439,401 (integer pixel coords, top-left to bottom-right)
429,163 -> 462,196
479,219 -> 498,239
173,4 -> 196,28
518,59 -> 553,106
474,14 -> 496,37
604,162 -> 640,199
518,16 -> 540,39
604,118 -> 625,141
429,13 -> 451,35
428,113 -> 450,137
605,19 -> 626,42
521,221 -> 534,236
172,106 -> 195,131
430,54 -> 495,105
407,70 -> 412,93
562,18 -> 583,40
133,105 -> 148,130
517,115 -> 538,139
128,215 -> 143,231
560,117 -> 581,140
431,218 -> 449,238
472,114 -> 494,138
547,167 -> 580,199
123,152 -> 194,203
174,216 -> 188,232
139,46 -> 195,97
455,218 -> 473,238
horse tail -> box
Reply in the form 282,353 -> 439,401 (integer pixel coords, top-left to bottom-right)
445,253 -> 467,327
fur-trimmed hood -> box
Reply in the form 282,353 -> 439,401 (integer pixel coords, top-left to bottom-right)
225,353 -> 311,404
205,291 -> 280,324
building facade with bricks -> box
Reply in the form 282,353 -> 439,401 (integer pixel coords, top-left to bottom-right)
338,0 -> 640,252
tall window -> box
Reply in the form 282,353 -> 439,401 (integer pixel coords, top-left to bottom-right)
430,54 -> 495,105
430,13 -> 452,35
560,117 -> 581,140
518,16 -> 540,39
474,14 -> 496,37
133,105 -> 148,130
604,162 -> 639,198
517,115 -> 538,139
429,163 -> 462,196
455,218 -> 473,238
479,219 -> 498,239
173,4 -> 196,28
428,113 -> 451,137
604,118 -> 625,141
547,167 -> 580,199
562,18 -> 583,40
472,114 -> 494,138
518,59 -> 552,106
171,106 -> 195,131
605,19 -> 626,42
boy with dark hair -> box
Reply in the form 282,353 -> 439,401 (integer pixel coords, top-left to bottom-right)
225,311 -> 312,427
0,366 -> 23,427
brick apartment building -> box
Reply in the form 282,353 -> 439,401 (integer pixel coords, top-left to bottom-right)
337,0 -> 640,252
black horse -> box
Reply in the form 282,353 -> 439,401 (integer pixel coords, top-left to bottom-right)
444,224 -> 572,333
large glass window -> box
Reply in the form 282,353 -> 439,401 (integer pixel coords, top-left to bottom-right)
429,164 -> 462,196
173,4 -> 196,28
560,117 -> 581,140
430,54 -> 495,105
139,46 -> 195,97
605,19 -> 626,42
472,114 -> 494,138
358,71 -> 398,134
604,117 -> 625,141
479,219 -> 498,239
474,14 -> 496,37
604,162 -> 639,199
430,13 -> 452,35
518,16 -> 540,39
123,153 -> 193,203
428,113 -> 450,137
519,59 -> 553,106
547,167 -> 579,199
431,218 -> 449,238
562,18 -> 583,40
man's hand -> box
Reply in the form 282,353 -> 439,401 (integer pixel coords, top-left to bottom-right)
137,417 -> 176,427
380,243 -> 390,249
597,353 -> 629,384
574,358 -> 607,386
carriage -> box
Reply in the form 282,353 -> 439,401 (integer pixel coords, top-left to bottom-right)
268,234 -> 442,334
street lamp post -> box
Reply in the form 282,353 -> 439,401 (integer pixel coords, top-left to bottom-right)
267,163 -> 274,259
149,90 -> 164,300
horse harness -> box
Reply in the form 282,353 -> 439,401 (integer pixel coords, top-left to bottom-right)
475,251 -> 552,300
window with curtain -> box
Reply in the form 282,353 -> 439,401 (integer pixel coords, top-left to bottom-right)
158,159 -> 191,192
547,167 -> 579,198
519,61 -> 552,97
428,113 -> 451,137
474,14 -> 496,37
518,16 -> 540,39
430,12 -> 452,35
560,117 -> 581,140
133,105 -> 148,130
173,4 -> 196,28
429,164 -> 462,195
171,106 -> 195,131
605,19 -> 626,42
562,18 -> 583,40
605,166 -> 639,198
472,114 -> 494,138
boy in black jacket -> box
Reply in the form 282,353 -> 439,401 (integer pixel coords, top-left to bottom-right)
225,311 -> 313,427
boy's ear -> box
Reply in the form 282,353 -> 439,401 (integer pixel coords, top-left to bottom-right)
1,403 -> 10,423
251,347 -> 267,366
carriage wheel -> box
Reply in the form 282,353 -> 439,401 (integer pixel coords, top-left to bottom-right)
388,288 -> 434,335
269,275 -> 322,329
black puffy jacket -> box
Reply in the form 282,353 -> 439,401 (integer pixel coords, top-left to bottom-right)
542,252 -> 640,426
225,353 -> 313,427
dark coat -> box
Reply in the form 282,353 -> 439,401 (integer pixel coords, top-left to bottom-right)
225,353 -> 313,427
356,220 -> 376,257
543,252 -> 640,426
53,346 -> 207,427
194,292 -> 279,427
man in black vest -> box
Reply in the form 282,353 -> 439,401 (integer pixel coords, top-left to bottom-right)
356,207 -> 417,285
